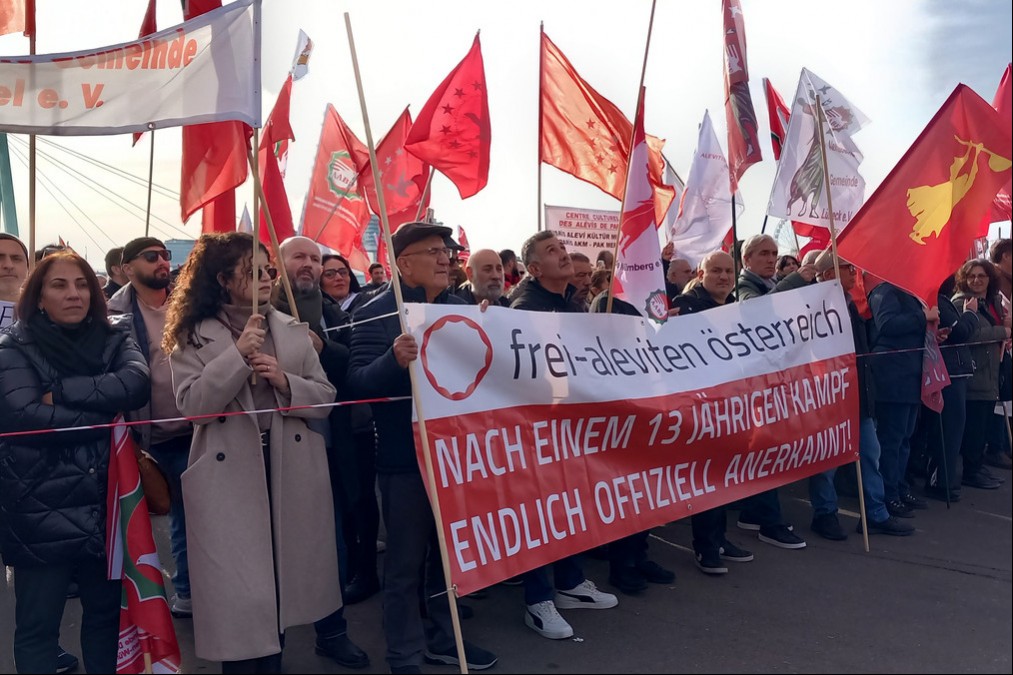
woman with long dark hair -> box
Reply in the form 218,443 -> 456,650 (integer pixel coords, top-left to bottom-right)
162,232 -> 340,673
0,252 -> 149,673
320,253 -> 362,312
952,258 -> 1012,490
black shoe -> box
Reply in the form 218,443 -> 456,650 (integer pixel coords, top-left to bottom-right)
343,574 -> 381,605
859,516 -> 915,536
962,471 -> 1002,490
608,565 -> 648,594
65,582 -> 79,599
810,513 -> 848,541
900,492 -> 928,510
636,559 -> 675,584
984,452 -> 1013,470
719,541 -> 754,562
694,550 -> 728,575
316,634 -> 370,669
56,648 -> 79,674
886,499 -> 915,518
758,524 -> 807,549
424,641 -> 498,670
924,486 -> 961,503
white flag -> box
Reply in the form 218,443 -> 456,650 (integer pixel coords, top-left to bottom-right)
238,204 -> 253,233
766,68 -> 869,231
614,93 -> 669,325
0,0 -> 260,136
667,111 -> 741,267
290,29 -> 313,81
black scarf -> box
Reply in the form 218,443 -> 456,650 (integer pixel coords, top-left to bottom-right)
28,313 -> 110,376
274,285 -> 324,336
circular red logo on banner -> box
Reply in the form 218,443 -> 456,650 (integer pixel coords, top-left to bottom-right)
421,315 -> 494,401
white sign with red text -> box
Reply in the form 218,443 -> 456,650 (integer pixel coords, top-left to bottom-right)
544,204 -> 619,263
406,282 -> 858,593
0,0 -> 260,135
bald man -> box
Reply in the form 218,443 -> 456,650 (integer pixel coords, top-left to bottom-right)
456,248 -> 509,307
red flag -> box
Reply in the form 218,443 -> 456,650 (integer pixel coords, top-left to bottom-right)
360,108 -> 432,231
180,0 -> 250,232
131,0 -> 159,146
106,418 -> 181,674
404,33 -> 490,199
457,226 -> 471,265
257,75 -> 296,245
921,328 -> 951,412
763,77 -> 790,161
990,63 -> 1012,222
1,0 -> 26,36
539,30 -> 675,225
723,0 -> 762,191
302,105 -> 373,275
836,84 -> 1013,303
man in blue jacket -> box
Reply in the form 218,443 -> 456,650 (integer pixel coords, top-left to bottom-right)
347,223 -> 496,674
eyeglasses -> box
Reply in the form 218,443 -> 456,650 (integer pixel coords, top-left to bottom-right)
135,250 -> 171,263
967,273 -> 989,281
245,266 -> 278,280
40,245 -> 66,258
401,246 -> 452,259
322,268 -> 350,279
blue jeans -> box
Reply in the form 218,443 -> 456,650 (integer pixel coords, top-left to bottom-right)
522,557 -> 585,606
148,434 -> 192,598
858,417 -> 889,522
875,401 -> 920,502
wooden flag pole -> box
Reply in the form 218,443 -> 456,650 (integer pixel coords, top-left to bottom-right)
246,147 -> 300,322
414,167 -> 435,222
144,126 -> 155,238
537,21 -> 545,232
251,129 -> 261,318
344,13 -> 469,674
816,93 -> 869,552
27,27 -> 36,268
605,0 -> 658,315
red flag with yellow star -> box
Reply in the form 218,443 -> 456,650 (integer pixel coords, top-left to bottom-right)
539,30 -> 675,225
405,33 -> 490,199
836,84 -> 1012,303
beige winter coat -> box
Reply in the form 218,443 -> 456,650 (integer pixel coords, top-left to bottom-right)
170,310 -> 340,661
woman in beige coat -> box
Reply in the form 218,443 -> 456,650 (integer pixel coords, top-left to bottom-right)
163,233 -> 340,673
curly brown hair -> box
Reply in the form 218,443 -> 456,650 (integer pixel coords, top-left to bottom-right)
162,232 -> 268,354
954,258 -> 1000,302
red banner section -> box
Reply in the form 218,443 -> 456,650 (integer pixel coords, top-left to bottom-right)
417,354 -> 857,594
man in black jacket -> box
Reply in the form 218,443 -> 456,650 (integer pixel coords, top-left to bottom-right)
811,255 -> 913,538
455,248 -> 509,307
510,231 -> 618,641
731,235 -> 810,549
671,252 -> 757,573
348,223 -> 496,674
275,236 -> 370,669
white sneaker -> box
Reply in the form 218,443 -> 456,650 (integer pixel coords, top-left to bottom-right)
170,594 -> 192,618
524,600 -> 574,639
554,580 -> 618,610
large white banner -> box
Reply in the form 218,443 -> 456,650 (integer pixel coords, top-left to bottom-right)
543,204 -> 619,263
404,282 -> 857,593
0,0 -> 260,136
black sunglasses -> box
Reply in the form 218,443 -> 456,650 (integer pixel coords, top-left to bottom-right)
135,250 -> 171,263
245,266 -> 279,281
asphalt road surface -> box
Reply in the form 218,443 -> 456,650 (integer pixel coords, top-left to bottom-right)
2,474 -> 1010,673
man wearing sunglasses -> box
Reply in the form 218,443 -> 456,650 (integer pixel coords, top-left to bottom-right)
107,237 -> 195,619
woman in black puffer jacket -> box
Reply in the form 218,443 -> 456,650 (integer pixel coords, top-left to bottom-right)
0,252 -> 149,674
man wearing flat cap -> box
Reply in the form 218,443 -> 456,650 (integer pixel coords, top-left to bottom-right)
346,223 -> 496,673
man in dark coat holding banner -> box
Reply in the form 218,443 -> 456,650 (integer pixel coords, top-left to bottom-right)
347,223 -> 496,674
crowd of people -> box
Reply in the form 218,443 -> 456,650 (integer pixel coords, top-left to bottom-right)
0,226 -> 1010,674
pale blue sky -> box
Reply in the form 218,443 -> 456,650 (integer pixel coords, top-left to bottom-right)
1,0 -> 1010,267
